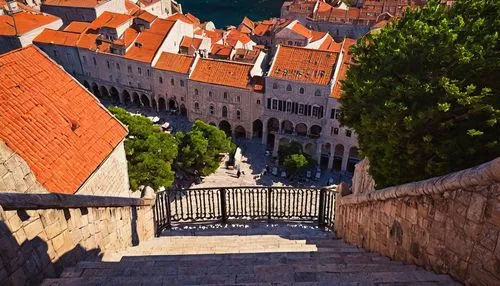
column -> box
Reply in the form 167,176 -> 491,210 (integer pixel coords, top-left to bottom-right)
315,143 -> 322,164
262,122 -> 268,145
327,154 -> 334,170
341,147 -> 350,171
272,135 -> 279,157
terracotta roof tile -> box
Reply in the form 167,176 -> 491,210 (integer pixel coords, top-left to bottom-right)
0,11 -> 60,36
137,10 -> 157,23
42,0 -> 102,8
210,43 -> 232,58
125,18 -> 175,63
270,45 -> 338,85
63,21 -> 90,33
154,52 -> 194,74
190,58 -> 253,90
88,11 -> 132,30
125,0 -> 140,15
33,29 -> 80,46
0,46 -> 127,194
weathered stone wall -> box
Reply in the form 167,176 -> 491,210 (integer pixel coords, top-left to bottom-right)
76,141 -> 130,197
0,141 -> 49,194
336,158 -> 500,285
0,193 -> 155,285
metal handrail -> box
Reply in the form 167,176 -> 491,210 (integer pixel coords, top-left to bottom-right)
153,186 -> 337,236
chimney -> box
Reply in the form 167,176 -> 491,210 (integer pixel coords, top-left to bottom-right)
7,0 -> 20,15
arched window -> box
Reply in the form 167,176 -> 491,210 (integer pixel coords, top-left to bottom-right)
209,105 -> 215,115
194,89 -> 199,95
286,84 -> 292,91
273,83 -> 278,89
299,87 -> 304,94
222,106 -> 228,118
315,89 -> 321,96
194,102 -> 199,111
236,110 -> 241,120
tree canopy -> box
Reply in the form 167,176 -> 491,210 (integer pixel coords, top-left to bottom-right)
176,120 -> 235,175
340,0 -> 499,187
283,153 -> 311,175
109,107 -> 177,190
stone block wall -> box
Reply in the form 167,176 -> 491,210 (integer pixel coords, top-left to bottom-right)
0,194 -> 155,285
336,158 -> 500,285
0,141 -> 49,194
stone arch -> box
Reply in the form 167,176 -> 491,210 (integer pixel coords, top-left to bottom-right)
309,125 -> 322,138
267,118 -> 279,133
100,86 -> 109,98
194,101 -> 200,112
333,144 -> 345,171
295,123 -> 307,136
281,120 -> 293,134
141,94 -> 150,108
158,97 -> 166,112
132,92 -> 141,107
180,104 -> 187,116
110,87 -> 119,104
234,125 -> 246,139
122,90 -> 131,106
92,83 -> 100,97
168,98 -> 178,110
219,120 -> 232,137
83,80 -> 90,91
252,119 -> 263,138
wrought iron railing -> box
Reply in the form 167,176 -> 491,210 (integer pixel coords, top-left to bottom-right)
153,186 -> 337,236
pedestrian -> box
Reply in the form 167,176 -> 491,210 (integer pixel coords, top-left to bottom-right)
265,164 -> 270,173
237,170 -> 241,178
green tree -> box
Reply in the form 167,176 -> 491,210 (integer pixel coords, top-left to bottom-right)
278,141 -> 303,164
176,120 -> 235,175
109,107 -> 178,190
340,0 -> 500,187
283,154 -> 310,175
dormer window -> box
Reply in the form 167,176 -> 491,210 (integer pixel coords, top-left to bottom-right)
135,42 -> 142,48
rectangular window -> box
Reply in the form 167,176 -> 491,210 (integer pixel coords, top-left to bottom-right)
106,60 -> 110,69
312,106 -> 319,117
334,128 -> 339,135
278,100 -> 283,111
116,63 -> 120,70
298,104 -> 305,115
318,106 -> 324,118
293,102 -> 298,114
147,69 -> 150,76
286,102 -> 292,112
83,56 -> 87,63
257,99 -> 261,105
272,99 -> 278,110
330,109 -> 335,119
335,109 -> 342,119
128,65 -> 132,73
138,67 -> 142,74
267,98 -> 271,109
306,105 -> 312,116
346,130 -> 352,137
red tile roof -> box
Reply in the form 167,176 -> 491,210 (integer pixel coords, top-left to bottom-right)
137,10 -> 157,23
0,46 -> 127,194
125,18 -> 175,63
33,29 -> 80,46
154,52 -> 194,74
0,11 -> 60,36
42,0 -> 102,8
63,21 -> 90,33
125,0 -> 140,15
88,11 -> 132,30
270,45 -> 339,85
190,58 -> 253,90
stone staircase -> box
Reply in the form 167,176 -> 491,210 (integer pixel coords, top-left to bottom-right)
42,223 -> 459,285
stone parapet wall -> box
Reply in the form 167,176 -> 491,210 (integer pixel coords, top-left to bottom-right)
336,158 -> 500,285
0,192 -> 155,285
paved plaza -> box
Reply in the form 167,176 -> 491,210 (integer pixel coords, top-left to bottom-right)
102,100 -> 352,189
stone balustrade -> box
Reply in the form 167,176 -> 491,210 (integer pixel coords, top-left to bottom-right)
336,157 -> 500,285
0,190 -> 156,285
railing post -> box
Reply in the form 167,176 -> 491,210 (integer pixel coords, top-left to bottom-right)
220,188 -> 227,223
165,192 -> 172,230
267,187 -> 272,223
318,188 -> 326,230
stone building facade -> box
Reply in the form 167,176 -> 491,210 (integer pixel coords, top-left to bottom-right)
41,0 -> 127,24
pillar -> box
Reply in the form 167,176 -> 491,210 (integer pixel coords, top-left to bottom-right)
328,154 -> 334,170
341,147 -> 350,171
272,136 -> 279,157
262,122 -> 268,145
315,143 -> 322,164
